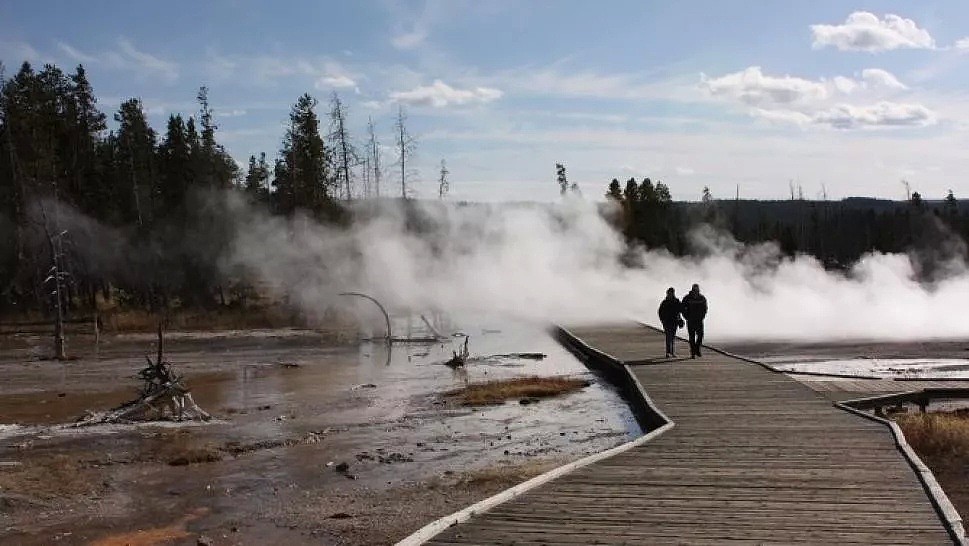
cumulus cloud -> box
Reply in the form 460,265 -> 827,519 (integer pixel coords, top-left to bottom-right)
389,80 -> 503,108
702,66 -> 829,107
811,12 -> 935,52
704,66 -> 931,129
955,37 -> 969,51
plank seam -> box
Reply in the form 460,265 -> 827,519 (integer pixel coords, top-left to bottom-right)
637,319 -> 964,545
394,326 -> 674,546
837,398 -> 966,545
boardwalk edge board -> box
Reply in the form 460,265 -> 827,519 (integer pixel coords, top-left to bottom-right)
395,326 -> 675,546
639,318 -> 965,545
838,397 -> 967,545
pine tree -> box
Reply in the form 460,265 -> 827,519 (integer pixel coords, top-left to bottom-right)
66,65 -> 106,216
437,159 -> 449,199
158,114 -> 191,215
555,163 -> 568,195
606,178 -> 622,201
243,152 -> 270,202
113,98 -> 157,226
274,93 -> 331,215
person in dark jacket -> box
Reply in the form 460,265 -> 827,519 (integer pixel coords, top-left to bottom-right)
681,283 -> 708,358
657,287 -> 683,358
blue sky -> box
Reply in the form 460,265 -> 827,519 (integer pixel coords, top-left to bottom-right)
4,1 -> 969,201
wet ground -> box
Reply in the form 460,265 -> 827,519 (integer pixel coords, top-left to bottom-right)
0,317 -> 638,545
720,338 -> 969,379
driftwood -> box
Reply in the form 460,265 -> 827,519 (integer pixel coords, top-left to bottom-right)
76,322 -> 210,425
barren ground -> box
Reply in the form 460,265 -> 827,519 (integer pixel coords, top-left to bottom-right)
0,322 -> 636,545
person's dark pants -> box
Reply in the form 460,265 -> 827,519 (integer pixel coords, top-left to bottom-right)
687,320 -> 704,357
662,323 -> 676,356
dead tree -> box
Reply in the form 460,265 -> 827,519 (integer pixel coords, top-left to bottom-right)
366,116 -> 381,198
329,93 -> 357,200
39,202 -> 68,360
77,321 -> 210,424
445,336 -> 470,368
394,105 -> 416,199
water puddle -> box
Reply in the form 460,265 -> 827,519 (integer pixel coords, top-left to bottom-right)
0,315 -> 639,544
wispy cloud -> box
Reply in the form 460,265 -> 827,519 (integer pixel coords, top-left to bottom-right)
391,27 -> 428,50
811,12 -> 935,52
54,38 -> 178,83
0,41 -> 41,65
485,64 -> 702,102
389,79 -> 502,107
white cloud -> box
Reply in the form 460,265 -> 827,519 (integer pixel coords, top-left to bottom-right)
702,66 -> 829,107
57,41 -> 98,63
0,41 -> 41,64
861,68 -> 907,90
810,12 -> 935,52
116,38 -> 178,82
814,102 -> 935,129
955,37 -> 969,51
703,66 -> 928,129
391,28 -> 428,50
216,109 -> 247,118
53,38 -> 178,83
389,80 -> 503,107
750,108 -> 814,126
315,74 -> 356,89
493,66 -> 698,102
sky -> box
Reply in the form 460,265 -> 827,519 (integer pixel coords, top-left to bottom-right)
3,1 -> 969,202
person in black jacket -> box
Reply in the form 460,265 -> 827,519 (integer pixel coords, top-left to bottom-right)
657,287 -> 683,358
681,283 -> 708,358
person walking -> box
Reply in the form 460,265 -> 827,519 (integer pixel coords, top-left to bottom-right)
681,283 -> 708,358
657,287 -> 683,358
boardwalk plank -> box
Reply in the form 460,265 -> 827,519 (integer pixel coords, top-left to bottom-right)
421,323 -> 955,545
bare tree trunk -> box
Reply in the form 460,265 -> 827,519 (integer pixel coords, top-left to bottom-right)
367,117 -> 381,198
40,203 -> 67,360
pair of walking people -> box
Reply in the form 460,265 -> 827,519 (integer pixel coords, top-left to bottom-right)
657,284 -> 707,359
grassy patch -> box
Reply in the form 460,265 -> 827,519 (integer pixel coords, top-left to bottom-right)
446,376 -> 591,406
896,411 -> 969,459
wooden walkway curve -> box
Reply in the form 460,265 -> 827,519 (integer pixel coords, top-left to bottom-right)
415,323 -> 959,545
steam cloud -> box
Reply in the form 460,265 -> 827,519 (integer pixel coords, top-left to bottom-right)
228,196 -> 969,342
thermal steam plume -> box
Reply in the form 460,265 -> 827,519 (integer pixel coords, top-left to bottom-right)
226,196 -> 969,342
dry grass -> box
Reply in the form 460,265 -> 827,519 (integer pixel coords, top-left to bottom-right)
446,376 -> 591,406
896,411 -> 969,459
1,304 -> 362,339
105,306 -> 303,332
451,460 -> 560,487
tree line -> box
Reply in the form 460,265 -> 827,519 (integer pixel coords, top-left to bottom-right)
605,178 -> 969,275
0,60 -> 423,317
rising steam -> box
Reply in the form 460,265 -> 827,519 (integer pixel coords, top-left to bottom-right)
227,196 -> 969,342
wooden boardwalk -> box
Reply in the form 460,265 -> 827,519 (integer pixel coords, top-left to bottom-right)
420,323 -> 958,545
